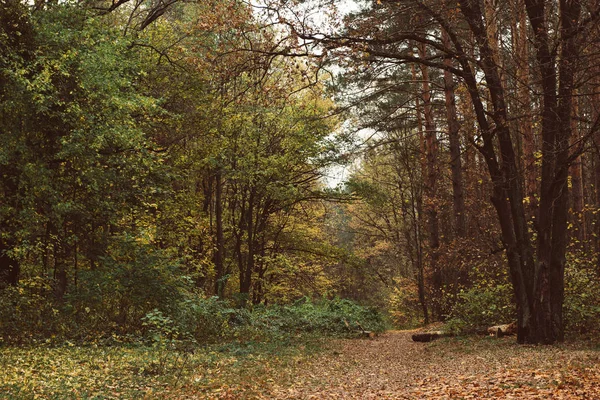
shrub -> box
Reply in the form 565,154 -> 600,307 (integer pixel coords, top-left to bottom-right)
174,295 -> 250,343
170,296 -> 387,344
0,277 -> 61,343
386,280 -> 423,329
445,283 -> 515,334
563,253 -> 600,334
0,237 -> 187,344
251,297 -> 387,336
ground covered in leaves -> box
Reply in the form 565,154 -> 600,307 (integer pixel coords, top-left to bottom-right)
2,331 -> 599,399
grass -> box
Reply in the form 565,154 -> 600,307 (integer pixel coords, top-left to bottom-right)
0,335 -> 326,399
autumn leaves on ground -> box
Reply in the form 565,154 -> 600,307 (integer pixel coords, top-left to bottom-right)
266,332 -> 600,400
3,331 -> 599,399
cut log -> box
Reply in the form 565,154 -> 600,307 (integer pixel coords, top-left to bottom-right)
487,322 -> 517,337
411,331 -> 448,342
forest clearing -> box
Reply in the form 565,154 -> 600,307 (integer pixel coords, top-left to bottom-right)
2,331 -> 600,399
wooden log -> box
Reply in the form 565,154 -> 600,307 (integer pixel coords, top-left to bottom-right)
411,331 -> 448,342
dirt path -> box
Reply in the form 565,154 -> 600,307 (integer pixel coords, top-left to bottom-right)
254,330 -> 600,399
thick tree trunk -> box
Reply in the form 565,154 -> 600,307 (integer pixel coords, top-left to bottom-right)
594,89 -> 600,256
523,0 -> 580,343
459,0 -> 537,343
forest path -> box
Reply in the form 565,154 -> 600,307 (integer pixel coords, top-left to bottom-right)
247,330 -> 600,399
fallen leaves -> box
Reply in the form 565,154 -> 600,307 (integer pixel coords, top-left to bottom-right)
1,332 -> 599,399
262,331 -> 600,399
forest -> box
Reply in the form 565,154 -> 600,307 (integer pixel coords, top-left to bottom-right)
1,0 -> 600,398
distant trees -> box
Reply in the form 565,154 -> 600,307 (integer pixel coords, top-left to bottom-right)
271,0 -> 600,343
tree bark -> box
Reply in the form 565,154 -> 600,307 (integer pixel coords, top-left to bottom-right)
442,30 -> 466,238
411,57 -> 430,324
514,0 -> 537,212
417,42 -> 441,319
459,0 -> 536,343
214,169 -> 226,297
570,95 -> 585,248
524,0 -> 581,343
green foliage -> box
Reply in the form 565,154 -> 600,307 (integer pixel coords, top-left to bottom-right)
142,309 -> 179,343
63,237 -> 186,339
0,0 -> 376,349
251,298 -> 387,336
445,283 -> 515,334
563,253 -> 600,334
444,253 -> 600,336
0,278 -> 57,343
168,296 -> 387,344
0,237 -> 186,344
174,295 -> 250,343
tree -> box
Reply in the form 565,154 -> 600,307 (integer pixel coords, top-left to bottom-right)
0,1 -> 169,300
345,131 -> 430,323
272,0 -> 600,342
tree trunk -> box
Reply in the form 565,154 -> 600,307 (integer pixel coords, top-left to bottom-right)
594,85 -> 600,256
239,188 -> 255,306
524,0 -> 581,343
417,42 -> 441,319
515,0 -> 537,212
214,169 -> 226,297
442,30 -> 466,238
570,95 -> 585,248
459,0 -> 536,343
411,56 -> 429,324
54,244 -> 68,301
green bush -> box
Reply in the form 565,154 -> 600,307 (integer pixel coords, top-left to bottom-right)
64,238 -> 187,340
174,295 -> 250,342
445,283 -> 515,334
0,237 -> 187,344
170,296 -> 387,344
564,254 -> 600,334
1,244 -> 387,345
0,277 -> 62,343
251,297 -> 387,336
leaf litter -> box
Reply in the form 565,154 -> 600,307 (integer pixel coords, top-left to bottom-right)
2,331 -> 599,399
206,331 -> 600,399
